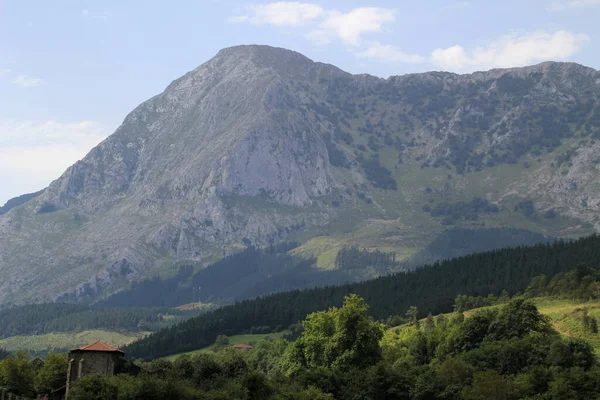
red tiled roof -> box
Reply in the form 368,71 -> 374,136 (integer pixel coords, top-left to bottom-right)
232,344 -> 253,349
72,341 -> 125,354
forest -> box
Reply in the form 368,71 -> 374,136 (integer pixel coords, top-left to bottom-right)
124,233 -> 600,360
2,241 -> 600,398
2,265 -> 599,400
0,304 -> 204,339
95,242 -> 363,308
0,228 -> 550,341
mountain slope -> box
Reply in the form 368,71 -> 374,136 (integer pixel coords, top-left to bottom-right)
1,45 -> 599,304
0,190 -> 44,216
124,233 -> 600,360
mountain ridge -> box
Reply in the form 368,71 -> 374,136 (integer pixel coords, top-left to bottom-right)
1,45 -> 599,304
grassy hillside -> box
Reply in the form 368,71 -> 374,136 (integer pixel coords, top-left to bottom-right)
420,297 -> 600,355
125,234 -> 600,360
165,298 -> 600,362
163,331 -> 290,361
529,298 -> 599,354
0,330 -> 147,356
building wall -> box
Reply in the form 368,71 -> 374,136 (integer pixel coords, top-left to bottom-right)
66,351 -> 123,394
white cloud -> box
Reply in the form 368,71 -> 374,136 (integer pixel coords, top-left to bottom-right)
308,7 -> 396,46
235,2 -> 324,27
430,30 -> 589,71
0,120 -> 109,203
230,3 -> 395,46
12,75 -> 44,87
357,42 -> 425,63
550,0 -> 600,10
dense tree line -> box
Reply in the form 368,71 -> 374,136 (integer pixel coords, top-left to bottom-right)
98,229 -> 551,309
68,295 -> 600,399
5,268 -> 600,399
405,228 -> 549,269
356,153 -> 397,190
125,234 -> 600,360
334,246 -> 396,271
0,304 -> 200,338
525,263 -> 600,301
423,197 -> 499,224
98,243 -> 361,308
0,303 -> 88,338
0,351 -> 67,398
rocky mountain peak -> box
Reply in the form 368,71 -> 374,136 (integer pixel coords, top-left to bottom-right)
215,45 -> 314,69
1,46 -> 599,305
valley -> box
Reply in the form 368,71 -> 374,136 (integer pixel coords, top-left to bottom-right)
0,45 -> 599,400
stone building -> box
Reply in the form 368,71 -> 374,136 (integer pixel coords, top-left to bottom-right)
65,341 -> 125,396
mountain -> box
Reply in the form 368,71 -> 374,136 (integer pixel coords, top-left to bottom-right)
0,190 -> 44,216
1,45 -> 599,304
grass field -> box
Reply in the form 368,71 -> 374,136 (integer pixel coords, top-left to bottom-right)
0,330 -> 148,354
533,298 -> 600,354
450,298 -> 600,354
163,331 -> 290,361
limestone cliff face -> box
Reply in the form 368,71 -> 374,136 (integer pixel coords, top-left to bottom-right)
0,45 -> 598,304
43,46 -> 337,211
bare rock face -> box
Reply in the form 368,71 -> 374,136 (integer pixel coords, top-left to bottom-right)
43,46 -> 336,211
0,45 -> 599,304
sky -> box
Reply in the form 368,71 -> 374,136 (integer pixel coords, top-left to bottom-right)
0,0 -> 599,204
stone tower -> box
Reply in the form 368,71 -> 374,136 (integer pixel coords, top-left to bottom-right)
65,341 -> 125,396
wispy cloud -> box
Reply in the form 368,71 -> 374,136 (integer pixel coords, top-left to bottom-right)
357,42 -> 425,64
356,30 -> 588,72
12,75 -> 44,87
308,7 -> 396,46
230,2 -> 396,46
0,120 -> 109,203
230,4 -> 589,73
430,30 -> 589,71
550,0 -> 600,10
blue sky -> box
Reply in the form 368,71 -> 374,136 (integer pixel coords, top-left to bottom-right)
0,0 -> 599,204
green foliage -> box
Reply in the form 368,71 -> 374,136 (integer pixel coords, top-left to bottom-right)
97,242 -> 351,308
426,197 -> 499,223
281,295 -> 384,375
214,335 -> 230,350
67,374 -> 119,400
127,234 -> 600,360
34,352 -> 67,395
487,298 -> 552,340
357,153 -> 397,190
36,202 -> 58,214
0,351 -> 37,397
5,293 -> 600,399
453,293 -> 505,312
515,199 -> 536,217
0,303 -> 198,339
334,246 -> 396,271
405,228 -> 550,269
461,371 -> 516,400
324,134 -> 349,168
527,263 -> 600,300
